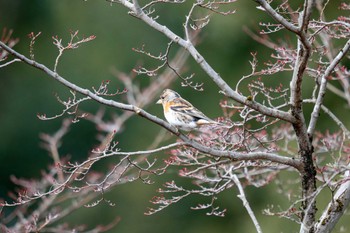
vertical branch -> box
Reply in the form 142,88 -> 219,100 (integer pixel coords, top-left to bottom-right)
284,0 -> 317,232
307,39 -> 350,135
232,175 -> 263,233
132,0 -> 142,14
40,119 -> 72,183
290,0 -> 314,110
315,2 -> 350,107
300,0 -> 316,32
315,171 -> 350,233
184,2 -> 199,41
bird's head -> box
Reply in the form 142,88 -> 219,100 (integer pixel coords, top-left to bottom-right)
156,89 -> 180,104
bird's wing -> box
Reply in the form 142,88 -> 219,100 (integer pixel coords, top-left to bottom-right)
170,98 -> 213,122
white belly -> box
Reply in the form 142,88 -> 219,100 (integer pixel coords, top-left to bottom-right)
164,110 -> 196,131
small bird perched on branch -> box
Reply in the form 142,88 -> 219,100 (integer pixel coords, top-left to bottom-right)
156,89 -> 223,131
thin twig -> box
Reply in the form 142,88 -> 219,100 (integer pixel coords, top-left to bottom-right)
232,174 -> 262,233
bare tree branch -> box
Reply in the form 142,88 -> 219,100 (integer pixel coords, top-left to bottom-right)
232,174 -> 262,233
307,39 -> 350,135
304,99 -> 350,139
0,58 -> 20,68
0,40 -> 301,171
300,0 -> 316,32
2,0 -> 350,231
0,40 -> 179,133
177,134 -> 302,170
315,170 -> 350,233
253,0 -> 299,34
114,0 -> 296,123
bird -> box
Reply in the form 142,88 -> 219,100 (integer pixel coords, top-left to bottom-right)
156,89 -> 222,131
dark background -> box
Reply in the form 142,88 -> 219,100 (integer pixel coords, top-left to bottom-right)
0,1 -> 348,232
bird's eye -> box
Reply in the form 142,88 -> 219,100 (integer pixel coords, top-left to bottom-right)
160,95 -> 165,99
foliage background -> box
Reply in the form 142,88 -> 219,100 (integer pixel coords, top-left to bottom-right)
0,0 -> 348,232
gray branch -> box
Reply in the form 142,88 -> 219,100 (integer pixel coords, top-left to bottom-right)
307,39 -> 350,136
232,174 -> 263,233
117,0 -> 296,123
300,0 -> 316,32
253,0 -> 299,34
0,40 -> 301,171
315,170 -> 350,233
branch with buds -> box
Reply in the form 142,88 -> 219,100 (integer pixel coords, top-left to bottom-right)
1,0 -> 350,232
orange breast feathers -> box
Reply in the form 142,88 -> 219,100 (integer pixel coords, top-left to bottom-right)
163,101 -> 171,113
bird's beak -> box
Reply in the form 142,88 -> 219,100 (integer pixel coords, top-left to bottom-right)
156,99 -> 162,104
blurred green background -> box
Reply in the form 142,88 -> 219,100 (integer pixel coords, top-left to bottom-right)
0,0 -> 349,232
